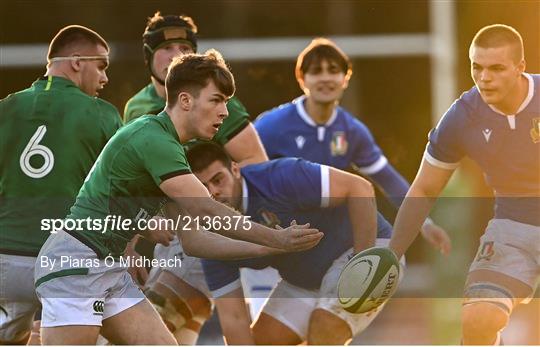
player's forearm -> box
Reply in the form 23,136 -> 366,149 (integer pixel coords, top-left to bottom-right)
389,186 -> 438,258
186,197 -> 278,248
178,228 -> 276,260
348,183 -> 377,253
368,164 -> 409,208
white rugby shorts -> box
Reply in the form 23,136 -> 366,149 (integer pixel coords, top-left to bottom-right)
34,231 -> 144,327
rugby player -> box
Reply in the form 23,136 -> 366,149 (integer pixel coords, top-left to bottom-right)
0,25 -> 122,344
255,37 -> 451,253
389,24 -> 539,345
34,50 -> 322,345
122,12 -> 268,343
124,11 -> 266,167
187,141 -> 395,345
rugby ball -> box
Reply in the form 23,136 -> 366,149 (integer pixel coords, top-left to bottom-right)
337,247 -> 400,313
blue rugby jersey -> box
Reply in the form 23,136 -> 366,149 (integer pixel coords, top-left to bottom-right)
426,73 -> 539,225
202,158 -> 393,297
255,95 -> 412,207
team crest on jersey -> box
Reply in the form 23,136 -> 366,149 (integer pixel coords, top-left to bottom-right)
295,136 -> 306,149
330,132 -> 348,156
531,118 -> 540,143
257,208 -> 281,228
476,241 -> 495,261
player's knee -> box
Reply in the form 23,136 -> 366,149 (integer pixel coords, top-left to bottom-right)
462,282 -> 513,335
462,302 -> 509,334
308,308 -> 352,345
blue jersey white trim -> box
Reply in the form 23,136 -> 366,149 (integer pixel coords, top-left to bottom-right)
320,165 -> 330,208
488,73 -> 534,118
423,149 -> 460,170
426,73 -> 539,225
295,95 -> 338,128
256,96 -> 385,172
256,96 -> 414,209
355,155 -> 388,175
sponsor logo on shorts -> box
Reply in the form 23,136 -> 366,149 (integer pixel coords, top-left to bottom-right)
93,300 -> 104,316
476,241 -> 495,261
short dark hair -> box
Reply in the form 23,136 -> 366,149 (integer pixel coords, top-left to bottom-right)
295,38 -> 352,81
470,24 -> 524,63
165,49 -> 235,105
48,25 -> 108,60
186,141 -> 232,173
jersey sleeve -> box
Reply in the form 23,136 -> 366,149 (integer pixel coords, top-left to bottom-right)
201,258 -> 242,297
349,119 -> 387,175
97,99 -> 123,138
254,111 -> 279,159
123,100 -> 137,123
212,96 -> 250,145
276,159 -> 330,209
134,133 -> 191,186
425,100 -> 466,169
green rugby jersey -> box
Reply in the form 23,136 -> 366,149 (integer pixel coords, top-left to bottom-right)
66,111 -> 191,258
124,83 -> 250,145
0,76 -> 122,256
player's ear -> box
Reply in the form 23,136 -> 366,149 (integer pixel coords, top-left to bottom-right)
178,92 -> 192,111
342,70 -> 352,89
516,59 -> 526,75
295,71 -> 305,91
70,56 -> 82,72
230,162 -> 241,179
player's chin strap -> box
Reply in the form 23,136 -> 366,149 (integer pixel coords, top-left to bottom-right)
143,44 -> 166,86
48,55 -> 109,63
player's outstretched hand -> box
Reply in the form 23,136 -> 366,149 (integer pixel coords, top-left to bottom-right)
421,222 -> 451,256
274,220 -> 323,252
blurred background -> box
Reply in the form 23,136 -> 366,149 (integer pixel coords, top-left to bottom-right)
1,0 -> 539,344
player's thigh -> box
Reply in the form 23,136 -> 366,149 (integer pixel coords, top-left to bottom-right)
0,254 -> 41,343
315,246 -> 391,341
252,312 -> 303,345
308,308 -> 352,345
253,280 -> 317,344
240,267 -> 281,319
101,298 -> 176,345
41,325 -> 100,345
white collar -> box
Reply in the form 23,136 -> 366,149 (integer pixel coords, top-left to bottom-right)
241,178 -> 248,214
294,95 -> 338,127
488,73 -> 534,116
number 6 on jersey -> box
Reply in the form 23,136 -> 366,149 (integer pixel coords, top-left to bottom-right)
19,125 -> 55,178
